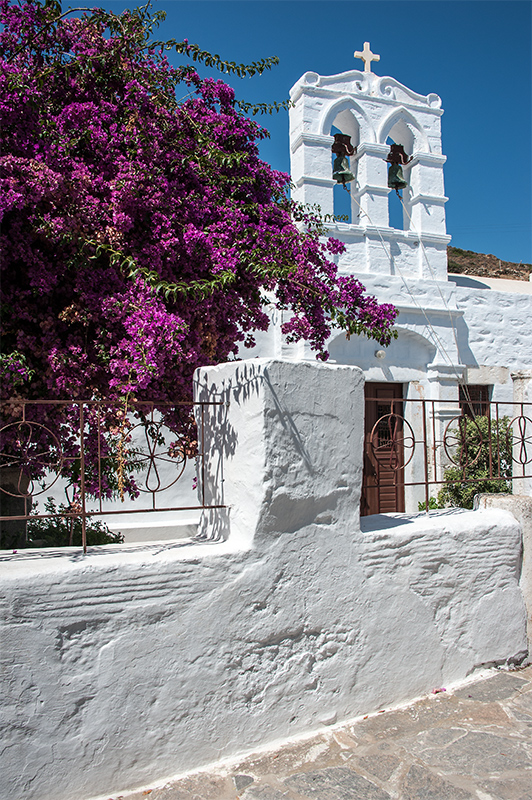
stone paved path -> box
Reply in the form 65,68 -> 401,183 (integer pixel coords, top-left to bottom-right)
121,667 -> 532,800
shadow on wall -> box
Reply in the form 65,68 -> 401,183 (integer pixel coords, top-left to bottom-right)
447,275 -> 492,290
194,360 -> 271,543
453,314 -> 477,368
264,372 -> 313,474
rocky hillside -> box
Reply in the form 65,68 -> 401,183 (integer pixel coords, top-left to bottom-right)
447,247 -> 531,281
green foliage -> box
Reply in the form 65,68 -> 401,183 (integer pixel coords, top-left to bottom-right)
437,415 -> 512,509
27,498 -> 124,547
418,496 -> 442,511
235,98 -> 294,116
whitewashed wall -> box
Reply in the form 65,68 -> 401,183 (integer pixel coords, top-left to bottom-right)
0,360 -> 527,800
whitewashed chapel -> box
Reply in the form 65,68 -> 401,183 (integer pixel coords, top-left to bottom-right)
98,45 -> 532,538
246,43 -> 532,514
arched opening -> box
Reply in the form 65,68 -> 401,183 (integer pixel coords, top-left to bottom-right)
386,136 -> 405,230
331,125 -> 352,223
382,115 -> 420,231
330,108 -> 360,225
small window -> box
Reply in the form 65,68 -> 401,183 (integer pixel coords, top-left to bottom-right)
459,385 -> 490,418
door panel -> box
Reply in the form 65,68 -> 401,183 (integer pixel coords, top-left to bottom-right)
362,383 -> 405,516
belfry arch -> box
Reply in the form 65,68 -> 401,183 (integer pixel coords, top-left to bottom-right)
327,105 -> 362,223
378,107 -> 429,153
379,109 -> 426,232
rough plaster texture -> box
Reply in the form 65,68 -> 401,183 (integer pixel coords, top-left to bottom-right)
0,360 -> 527,800
122,666 -> 532,800
474,494 -> 532,660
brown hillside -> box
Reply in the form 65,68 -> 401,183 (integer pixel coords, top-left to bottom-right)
447,247 -> 532,281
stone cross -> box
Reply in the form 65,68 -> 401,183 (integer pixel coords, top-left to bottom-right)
354,42 -> 380,73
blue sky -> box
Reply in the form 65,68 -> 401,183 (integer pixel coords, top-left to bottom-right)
94,0 -> 531,263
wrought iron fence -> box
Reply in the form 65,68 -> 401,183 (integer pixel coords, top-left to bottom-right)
0,398 -> 226,552
362,396 -> 532,515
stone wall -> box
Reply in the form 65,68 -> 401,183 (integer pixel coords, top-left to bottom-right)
0,360 -> 527,800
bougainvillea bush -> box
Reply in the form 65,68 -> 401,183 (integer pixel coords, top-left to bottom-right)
0,0 -> 397,500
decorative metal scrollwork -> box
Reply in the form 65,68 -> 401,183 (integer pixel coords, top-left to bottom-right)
507,415 -> 532,466
369,413 -> 415,471
443,415 -> 483,468
0,421 -> 65,497
127,420 -> 189,493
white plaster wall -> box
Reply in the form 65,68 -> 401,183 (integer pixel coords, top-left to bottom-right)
475,494 -> 532,661
0,360 -> 527,800
314,273 -> 532,381
455,286 -> 532,370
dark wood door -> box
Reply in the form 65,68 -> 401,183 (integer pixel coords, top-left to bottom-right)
361,383 -> 405,516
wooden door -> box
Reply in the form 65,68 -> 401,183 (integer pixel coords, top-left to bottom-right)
361,383 -> 405,516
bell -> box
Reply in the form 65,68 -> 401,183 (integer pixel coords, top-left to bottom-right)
387,163 -> 408,190
332,155 -> 355,184
331,133 -> 356,184
386,143 -> 412,191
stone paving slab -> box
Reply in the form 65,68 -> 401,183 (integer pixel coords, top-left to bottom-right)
115,666 -> 532,800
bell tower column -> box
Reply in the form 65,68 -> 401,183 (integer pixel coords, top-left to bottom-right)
405,153 -> 448,235
290,131 -> 335,219
353,142 -> 391,228
290,72 -> 335,219
403,152 -> 449,280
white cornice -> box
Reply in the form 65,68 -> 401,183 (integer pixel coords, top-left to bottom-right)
294,175 -> 336,188
291,132 -> 334,153
290,84 -> 444,117
290,71 -> 443,115
409,193 -> 449,205
406,153 -> 447,167
322,224 -> 451,246
355,185 -> 391,196
355,142 -> 389,158
396,305 -> 464,318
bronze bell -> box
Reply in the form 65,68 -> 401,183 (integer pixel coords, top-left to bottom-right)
386,143 -> 412,191
332,133 -> 356,184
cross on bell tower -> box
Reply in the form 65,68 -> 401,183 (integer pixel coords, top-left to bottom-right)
354,41 -> 380,73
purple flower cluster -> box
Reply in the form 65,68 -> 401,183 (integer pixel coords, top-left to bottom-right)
0,1 -> 397,496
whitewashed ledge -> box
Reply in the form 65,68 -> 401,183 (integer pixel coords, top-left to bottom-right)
0,533 -> 240,574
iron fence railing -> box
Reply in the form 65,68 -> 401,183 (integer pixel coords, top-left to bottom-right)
3,395 -> 531,544
362,397 -> 532,515
0,398 -> 226,553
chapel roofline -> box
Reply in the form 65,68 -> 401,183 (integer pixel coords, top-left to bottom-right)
290,70 -> 442,114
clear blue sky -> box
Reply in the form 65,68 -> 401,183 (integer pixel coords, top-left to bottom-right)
94,0 -> 531,263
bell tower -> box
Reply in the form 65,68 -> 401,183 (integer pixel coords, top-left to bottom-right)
289,47 -> 451,281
